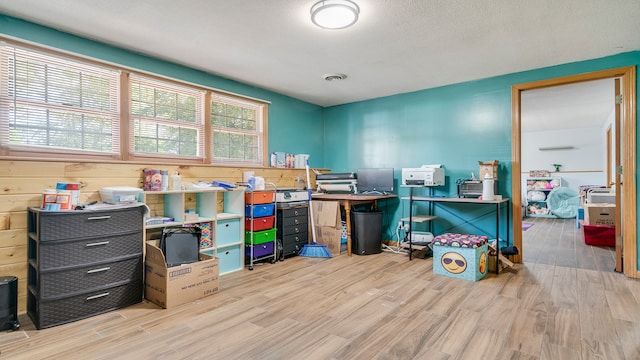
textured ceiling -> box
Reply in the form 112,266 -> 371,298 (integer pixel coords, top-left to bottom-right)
522,78 -> 615,132
0,0 -> 637,130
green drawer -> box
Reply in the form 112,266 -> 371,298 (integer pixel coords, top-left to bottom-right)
245,228 -> 276,245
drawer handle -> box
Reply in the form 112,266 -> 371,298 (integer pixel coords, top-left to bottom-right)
294,211 -> 299,216
295,228 -> 300,233
86,292 -> 109,301
225,223 -> 229,227
294,236 -> 299,241
294,219 -> 299,225
87,267 -> 111,274
86,241 -> 110,247
87,216 -> 111,221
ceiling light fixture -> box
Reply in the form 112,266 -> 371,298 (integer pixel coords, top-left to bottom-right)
311,0 -> 360,30
322,73 -> 347,81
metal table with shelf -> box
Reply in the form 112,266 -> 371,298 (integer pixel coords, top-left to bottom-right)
404,189 -> 510,273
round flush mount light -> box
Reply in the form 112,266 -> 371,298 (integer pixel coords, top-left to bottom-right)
311,0 -> 360,30
322,73 -> 348,81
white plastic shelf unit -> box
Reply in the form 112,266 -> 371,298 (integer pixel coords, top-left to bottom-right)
143,188 -> 245,275
525,176 -> 561,218
244,184 -> 278,270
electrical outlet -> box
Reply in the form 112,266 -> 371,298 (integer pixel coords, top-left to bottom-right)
397,221 -> 404,229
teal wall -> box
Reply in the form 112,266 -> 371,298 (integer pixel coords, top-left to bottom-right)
2,14 -> 640,268
323,51 -> 640,258
0,15 -> 325,162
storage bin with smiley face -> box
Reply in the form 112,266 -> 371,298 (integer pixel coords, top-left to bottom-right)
432,233 -> 489,281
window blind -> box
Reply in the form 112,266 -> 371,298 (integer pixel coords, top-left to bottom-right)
129,74 -> 205,158
0,44 -> 120,154
211,93 -> 264,165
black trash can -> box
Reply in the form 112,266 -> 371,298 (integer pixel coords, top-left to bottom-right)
0,276 -> 20,331
351,211 -> 383,255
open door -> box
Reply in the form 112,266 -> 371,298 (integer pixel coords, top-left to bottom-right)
614,78 -> 623,272
512,66 -> 637,278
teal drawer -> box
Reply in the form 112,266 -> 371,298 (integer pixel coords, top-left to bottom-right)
217,219 -> 240,247
218,245 -> 242,275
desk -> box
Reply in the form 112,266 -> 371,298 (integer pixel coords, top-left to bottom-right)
405,193 -> 510,273
311,193 -> 397,256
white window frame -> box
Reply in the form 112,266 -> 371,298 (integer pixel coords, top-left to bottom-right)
0,43 -> 121,159
0,39 -> 270,166
129,74 -> 205,161
210,93 -> 266,166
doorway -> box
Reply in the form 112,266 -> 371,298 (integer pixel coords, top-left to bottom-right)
511,66 -> 638,278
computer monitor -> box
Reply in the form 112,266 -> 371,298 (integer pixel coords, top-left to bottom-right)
357,168 -> 394,194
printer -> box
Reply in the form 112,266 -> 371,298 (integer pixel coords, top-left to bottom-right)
315,172 -> 357,193
402,166 -> 445,186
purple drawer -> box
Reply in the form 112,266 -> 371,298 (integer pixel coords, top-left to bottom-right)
245,242 -> 274,259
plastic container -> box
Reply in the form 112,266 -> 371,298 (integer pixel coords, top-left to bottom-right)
245,215 -> 275,232
171,172 -> 182,191
144,169 -> 162,191
244,204 -> 275,218
56,191 -> 71,210
482,173 -> 495,201
583,224 -> 615,246
100,186 -> 142,204
41,189 -> 58,209
245,242 -> 274,258
0,276 -> 19,331
245,228 -> 276,244
244,191 -> 275,204
56,182 -> 81,209
161,170 -> 169,191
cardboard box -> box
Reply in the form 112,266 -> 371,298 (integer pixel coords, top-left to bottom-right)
311,201 -> 343,256
145,241 -> 219,309
479,160 -> 499,180
312,200 -> 341,227
315,226 -> 342,256
584,203 -> 616,226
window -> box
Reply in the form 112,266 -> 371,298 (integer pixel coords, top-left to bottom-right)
0,45 -> 120,156
0,41 -> 269,166
211,94 -> 265,166
129,74 -> 205,159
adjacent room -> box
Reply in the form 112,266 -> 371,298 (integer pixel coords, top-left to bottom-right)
0,1 -> 639,359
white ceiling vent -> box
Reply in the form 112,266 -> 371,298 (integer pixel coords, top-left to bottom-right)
322,73 -> 347,81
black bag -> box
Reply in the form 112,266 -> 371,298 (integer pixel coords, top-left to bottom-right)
160,226 -> 201,267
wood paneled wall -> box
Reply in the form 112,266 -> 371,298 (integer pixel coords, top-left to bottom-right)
0,159 -> 314,314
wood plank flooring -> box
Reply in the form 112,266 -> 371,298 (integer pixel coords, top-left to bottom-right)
522,216 -> 617,272
2,217 -> 639,359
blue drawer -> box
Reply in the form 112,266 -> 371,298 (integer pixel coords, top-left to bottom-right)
245,203 -> 275,218
217,218 -> 240,247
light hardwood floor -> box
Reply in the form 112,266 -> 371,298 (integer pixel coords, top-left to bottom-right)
2,218 -> 639,359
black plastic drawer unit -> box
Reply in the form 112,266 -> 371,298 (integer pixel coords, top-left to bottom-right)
27,205 -> 145,329
276,204 -> 309,258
